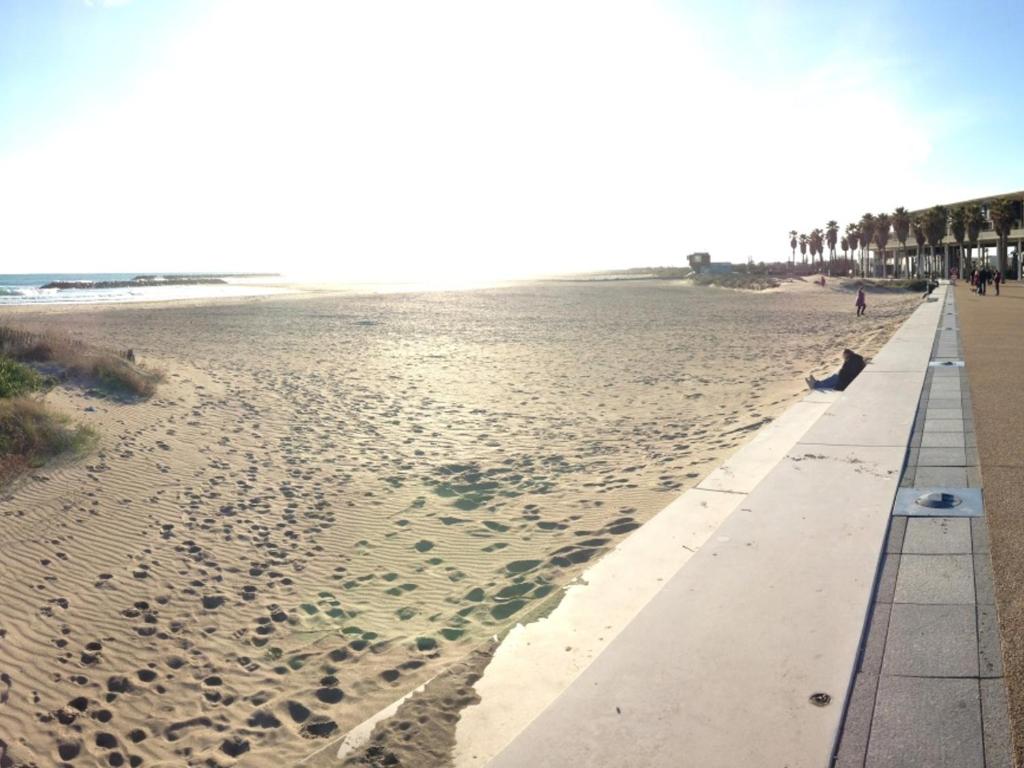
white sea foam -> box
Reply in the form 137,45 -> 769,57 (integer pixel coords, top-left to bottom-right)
0,276 -> 290,305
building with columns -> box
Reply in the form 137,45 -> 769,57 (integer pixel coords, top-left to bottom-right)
871,191 -> 1024,278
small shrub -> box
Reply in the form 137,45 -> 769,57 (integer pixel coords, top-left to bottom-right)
0,398 -> 94,475
89,356 -> 162,397
0,357 -> 42,398
844,278 -> 928,292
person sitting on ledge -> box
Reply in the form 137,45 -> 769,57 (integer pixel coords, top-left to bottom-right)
805,348 -> 866,391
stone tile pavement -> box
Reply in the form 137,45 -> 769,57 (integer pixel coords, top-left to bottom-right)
834,289 -> 1012,767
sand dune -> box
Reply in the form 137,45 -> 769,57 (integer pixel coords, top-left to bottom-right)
0,280 -> 917,766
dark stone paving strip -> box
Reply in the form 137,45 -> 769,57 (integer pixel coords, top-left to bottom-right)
834,288 -> 1013,768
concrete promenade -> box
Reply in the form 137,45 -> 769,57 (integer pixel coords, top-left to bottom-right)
958,280 -> 1024,766
464,289 -> 948,767
834,287 -> 1012,767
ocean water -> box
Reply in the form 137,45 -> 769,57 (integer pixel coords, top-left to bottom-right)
0,272 -> 287,305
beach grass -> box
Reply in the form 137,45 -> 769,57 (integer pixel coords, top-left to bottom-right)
0,356 -> 43,398
0,326 -> 162,397
0,397 -> 95,480
693,273 -> 780,290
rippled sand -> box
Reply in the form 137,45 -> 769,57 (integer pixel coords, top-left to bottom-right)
0,279 -> 918,765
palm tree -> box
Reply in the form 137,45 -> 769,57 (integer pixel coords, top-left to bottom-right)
924,205 -> 948,277
859,213 -> 876,277
912,217 -> 927,276
789,230 -> 798,267
841,236 -> 849,266
949,207 -> 967,276
966,204 -> 984,271
809,228 -> 824,271
825,220 -> 839,275
989,197 -> 1015,276
893,206 -> 911,279
873,213 -> 892,277
799,233 -> 808,265
845,223 -> 860,276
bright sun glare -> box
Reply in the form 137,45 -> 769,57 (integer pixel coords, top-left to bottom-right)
0,0 -> 998,279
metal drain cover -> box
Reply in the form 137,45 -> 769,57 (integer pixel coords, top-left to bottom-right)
915,491 -> 963,509
893,487 -> 983,517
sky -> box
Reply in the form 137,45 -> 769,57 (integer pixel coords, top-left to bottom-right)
1,0 -> 1023,281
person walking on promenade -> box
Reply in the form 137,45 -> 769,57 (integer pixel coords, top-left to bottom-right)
994,269 -> 1002,296
979,267 -> 987,295
971,269 -> 979,293
855,285 -> 866,316
806,348 -> 867,391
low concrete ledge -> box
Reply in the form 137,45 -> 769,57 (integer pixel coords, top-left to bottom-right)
798,370 -> 925,448
448,394 -> 836,766
470,288 -> 946,767
489,444 -> 906,768
451,488 -> 742,766
697,398 -> 835,494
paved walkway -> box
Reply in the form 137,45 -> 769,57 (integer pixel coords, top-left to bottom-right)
958,280 -> 1024,766
834,287 -> 1013,767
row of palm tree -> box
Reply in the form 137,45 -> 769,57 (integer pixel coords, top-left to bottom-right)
790,198 -> 1019,278
787,225 -> 835,271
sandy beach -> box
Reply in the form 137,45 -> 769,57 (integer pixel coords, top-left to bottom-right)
0,279 -> 918,766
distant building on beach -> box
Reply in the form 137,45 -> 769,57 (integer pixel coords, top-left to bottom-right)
687,253 -> 733,275
687,252 -> 711,272
687,252 -> 734,275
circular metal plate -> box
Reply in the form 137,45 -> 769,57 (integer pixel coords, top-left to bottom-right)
914,491 -> 963,509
